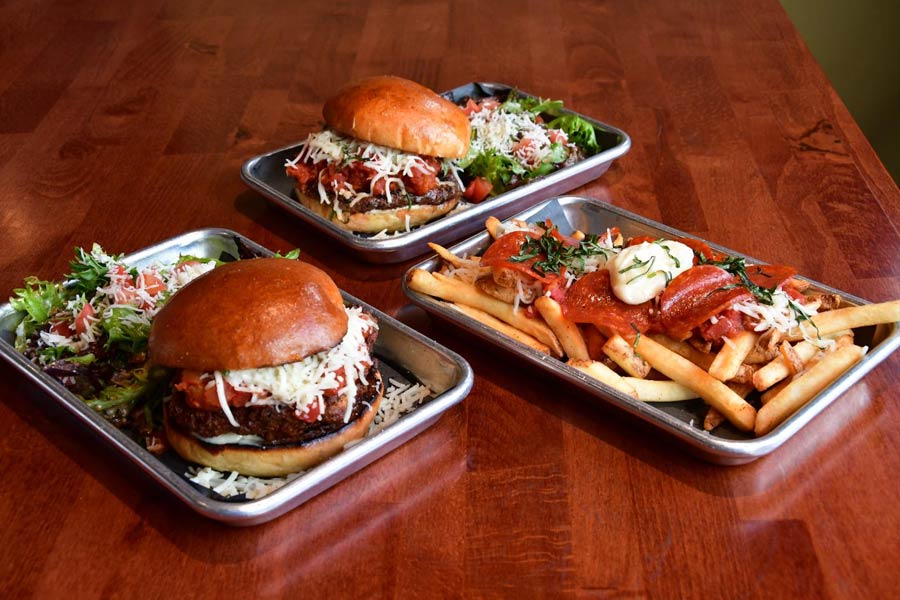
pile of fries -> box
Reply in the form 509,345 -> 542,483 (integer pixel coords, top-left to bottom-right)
407,217 -> 900,436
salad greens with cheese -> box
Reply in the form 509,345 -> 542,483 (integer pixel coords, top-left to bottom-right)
455,92 -> 602,201
10,245 -> 221,447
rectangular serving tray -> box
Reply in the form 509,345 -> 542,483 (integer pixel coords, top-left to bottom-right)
402,197 -> 900,465
0,229 -> 473,525
241,82 -> 631,264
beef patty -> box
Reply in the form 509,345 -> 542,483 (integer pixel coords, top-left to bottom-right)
165,363 -> 382,446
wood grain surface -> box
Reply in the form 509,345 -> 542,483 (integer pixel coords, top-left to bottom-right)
1,0 -> 898,598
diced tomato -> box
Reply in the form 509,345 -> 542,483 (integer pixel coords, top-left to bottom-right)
698,309 -> 745,344
548,129 -> 568,144
175,259 -> 200,272
404,158 -> 440,195
50,321 -> 73,336
462,98 -> 480,116
297,400 -> 321,423
140,271 -> 166,296
626,235 -> 659,247
659,265 -> 753,340
463,176 -> 493,203
513,137 -> 536,154
74,303 -> 95,335
561,270 -> 657,338
480,98 -> 500,111
286,161 -> 319,185
597,227 -> 621,246
463,97 -> 500,116
177,370 -> 251,411
114,287 -> 139,305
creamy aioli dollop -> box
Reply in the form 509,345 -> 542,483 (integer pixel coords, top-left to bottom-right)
608,241 -> 694,305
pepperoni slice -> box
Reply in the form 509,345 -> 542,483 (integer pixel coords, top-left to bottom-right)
481,230 -> 556,283
659,265 -> 752,340
561,270 -> 656,338
677,237 -> 726,264
745,264 -> 797,290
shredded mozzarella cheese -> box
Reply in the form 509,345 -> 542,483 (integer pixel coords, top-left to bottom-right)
223,308 -> 376,422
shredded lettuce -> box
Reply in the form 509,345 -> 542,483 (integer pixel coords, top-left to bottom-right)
101,306 -> 150,353
10,276 -> 66,337
548,114 -> 600,154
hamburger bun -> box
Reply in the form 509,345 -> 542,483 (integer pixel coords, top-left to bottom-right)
323,75 -> 470,158
295,192 -> 459,234
164,371 -> 383,477
149,258 -> 347,371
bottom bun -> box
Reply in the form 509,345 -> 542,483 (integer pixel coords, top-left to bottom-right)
166,371 -> 383,477
296,188 -> 458,234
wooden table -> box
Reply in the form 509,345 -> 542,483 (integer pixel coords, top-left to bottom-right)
2,0 -> 898,597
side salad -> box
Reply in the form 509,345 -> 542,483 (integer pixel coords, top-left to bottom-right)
456,92 -> 602,202
10,245 -> 219,450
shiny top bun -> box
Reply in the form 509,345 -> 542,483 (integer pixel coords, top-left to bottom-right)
149,259 -> 347,371
323,75 -> 470,158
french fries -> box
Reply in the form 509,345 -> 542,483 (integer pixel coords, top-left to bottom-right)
785,300 -> 900,341
622,377 -> 698,402
445,302 -> 552,355
755,345 -> 866,436
708,331 -> 757,381
603,334 -> 651,378
632,334 -> 757,432
411,216 -> 899,439
407,269 -> 564,357
568,359 -> 636,398
534,296 -> 589,361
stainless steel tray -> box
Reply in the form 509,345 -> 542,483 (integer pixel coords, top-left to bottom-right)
0,229 -> 473,525
402,197 -> 900,465
241,82 -> 631,264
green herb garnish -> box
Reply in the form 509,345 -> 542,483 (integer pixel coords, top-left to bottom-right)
510,225 -> 613,276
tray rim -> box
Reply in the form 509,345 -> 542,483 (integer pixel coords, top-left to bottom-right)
0,227 -> 474,524
401,196 -> 900,464
240,81 -> 631,259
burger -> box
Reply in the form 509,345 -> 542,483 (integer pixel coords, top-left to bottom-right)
285,75 -> 471,234
148,258 -> 382,477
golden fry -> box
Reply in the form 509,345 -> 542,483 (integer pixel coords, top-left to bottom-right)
407,269 -> 564,356
648,333 -> 715,370
704,407 -> 725,431
485,216 -> 503,240
568,359 -> 637,398
622,377 -> 698,402
534,296 -> 589,360
445,302 -> 551,355
709,331 -> 758,382
760,378 -> 790,405
426,242 -> 468,269
754,345 -> 866,436
751,340 -> 820,391
603,334 -> 651,378
786,300 -> 900,341
633,334 -> 757,432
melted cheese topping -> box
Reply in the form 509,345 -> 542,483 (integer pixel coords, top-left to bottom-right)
608,241 -> 694,305
222,307 -> 377,423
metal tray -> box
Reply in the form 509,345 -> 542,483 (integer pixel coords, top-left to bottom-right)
0,229 -> 473,525
402,197 -> 900,465
241,82 -> 631,263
